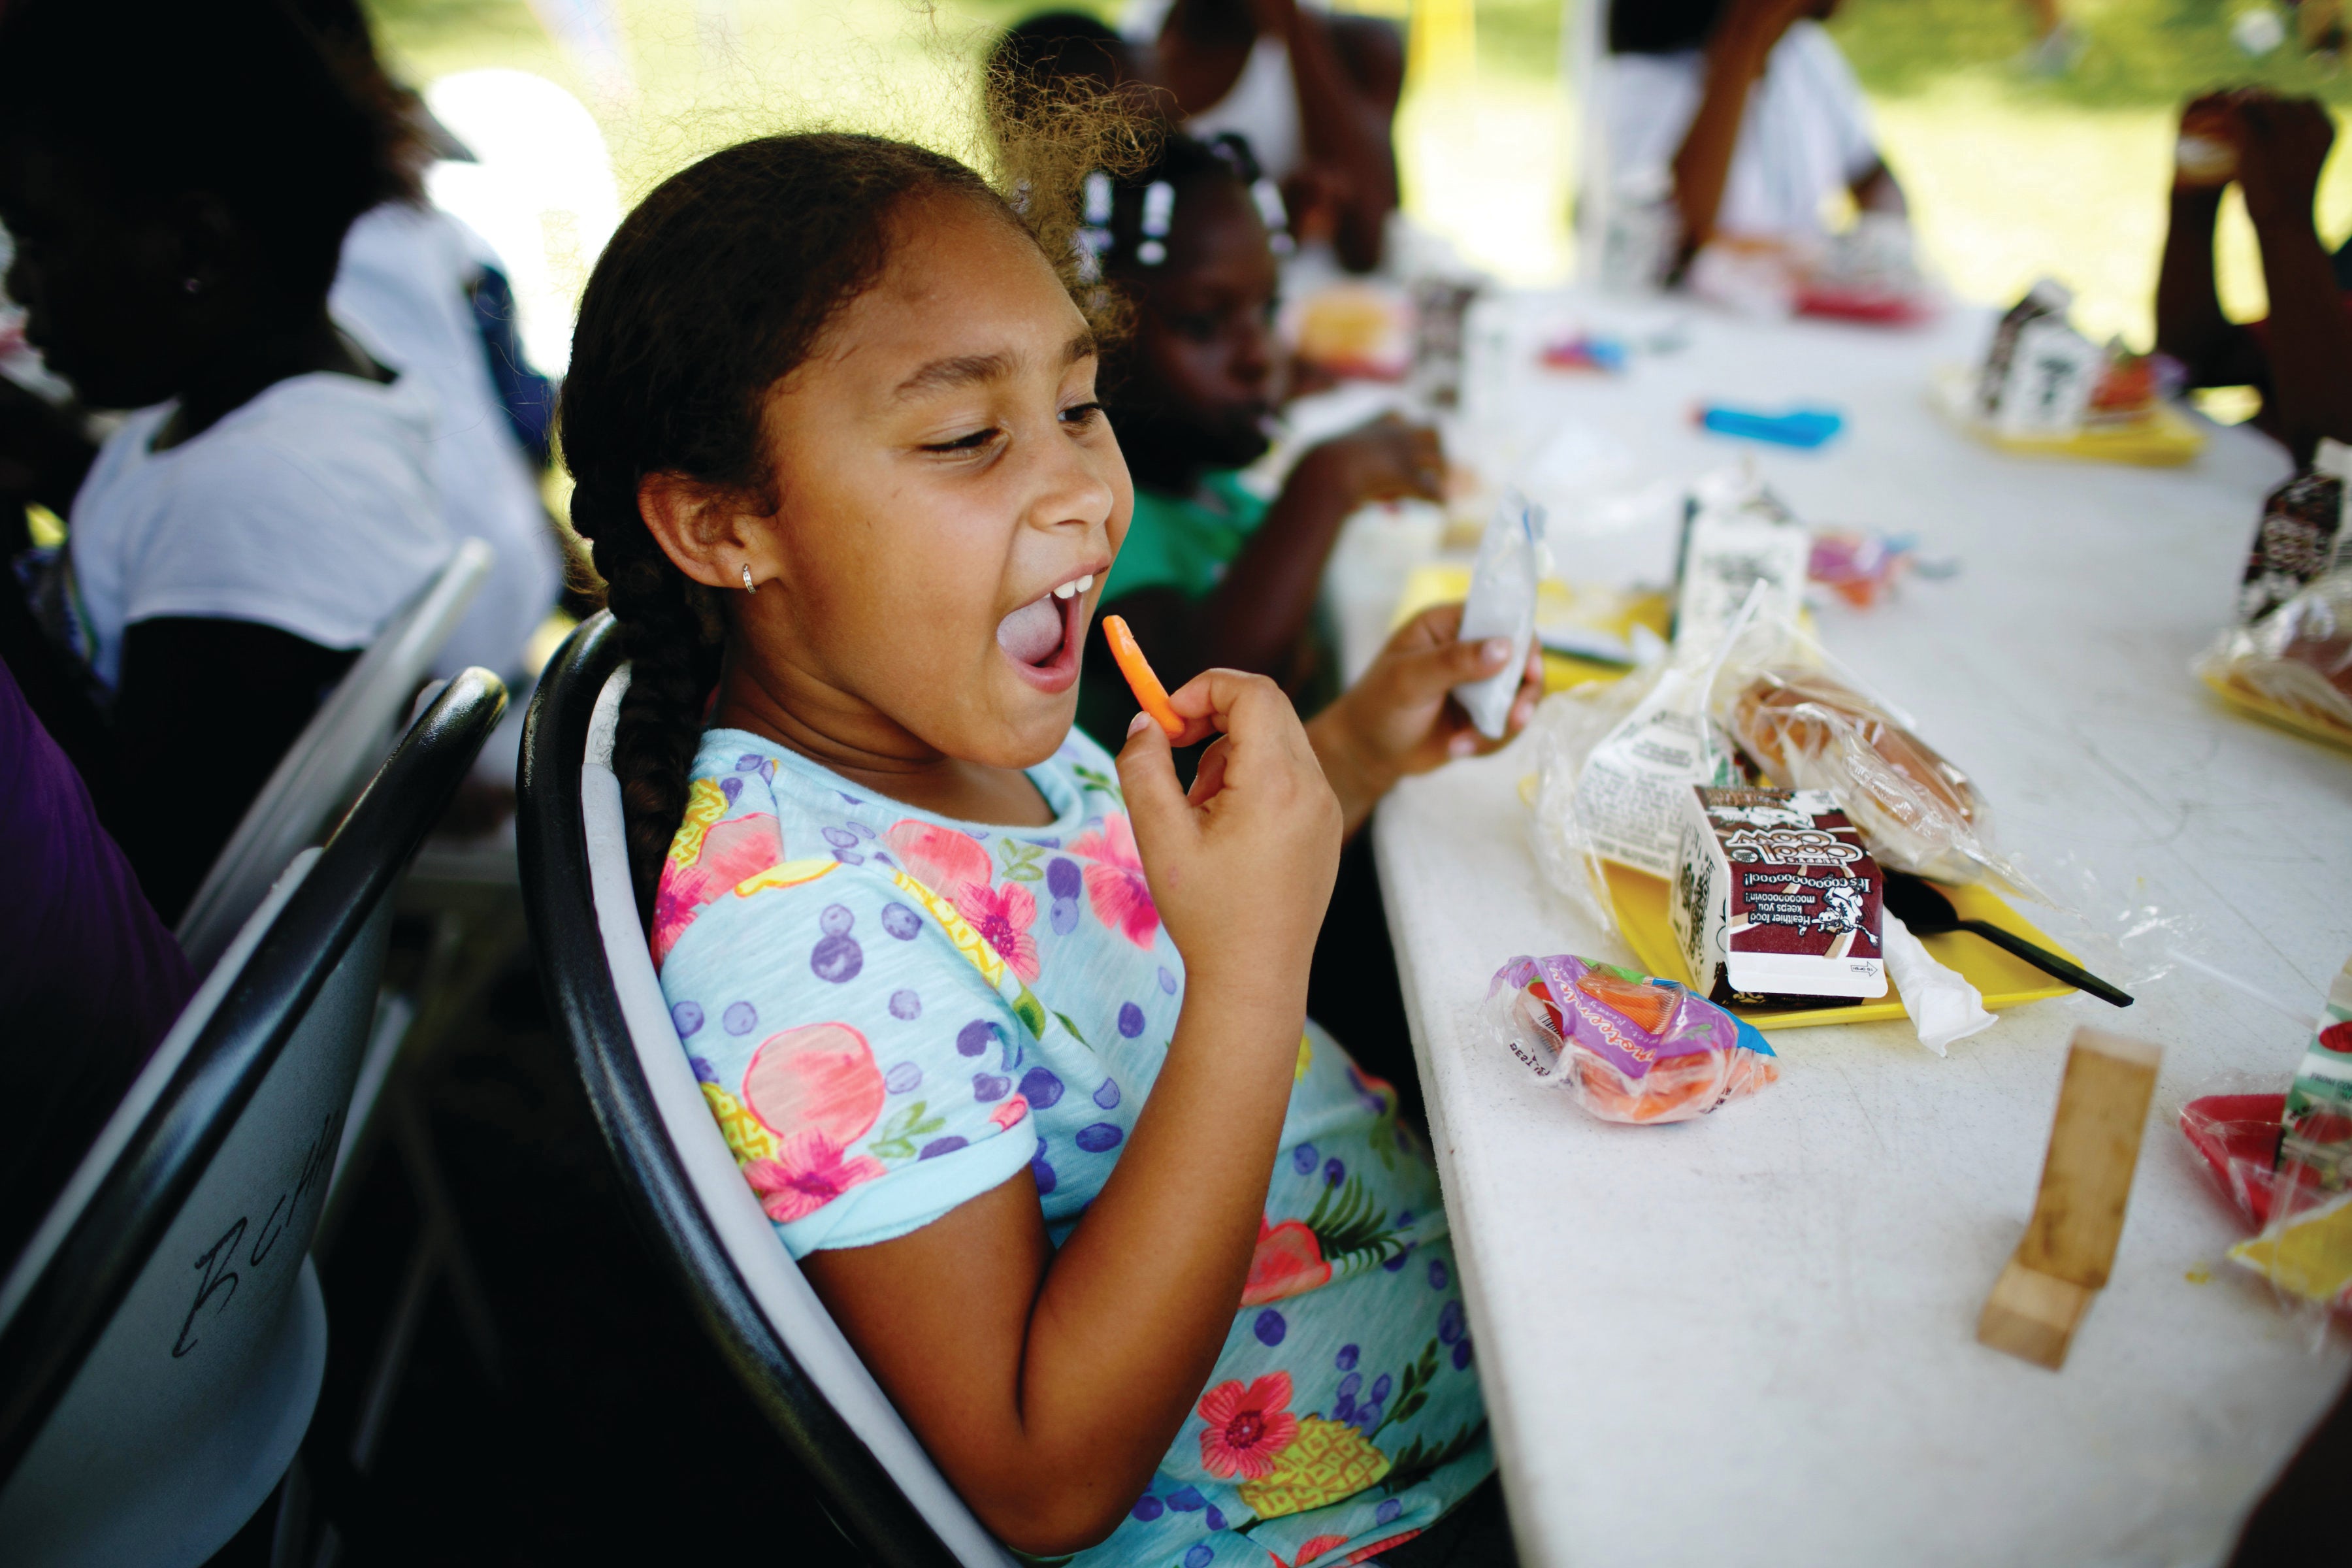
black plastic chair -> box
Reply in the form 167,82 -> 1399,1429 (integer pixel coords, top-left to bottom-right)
517,613 -> 1010,1568
0,668 -> 508,1567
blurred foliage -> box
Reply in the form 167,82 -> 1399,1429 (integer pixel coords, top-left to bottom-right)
367,0 -> 546,55
1833,0 -> 2352,106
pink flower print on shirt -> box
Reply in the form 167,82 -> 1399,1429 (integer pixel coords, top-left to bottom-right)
1197,1373 -> 1301,1480
988,1094 -> 1030,1132
1241,1218 -> 1333,1306
742,1022 -> 887,1152
883,820 -> 992,903
1069,813 -> 1159,947
743,1132 -> 887,1224
653,812 -> 784,968
1267,1535 -> 1356,1568
953,880 -> 1041,983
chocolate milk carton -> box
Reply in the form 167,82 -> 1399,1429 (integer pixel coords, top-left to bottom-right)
1672,786 -> 1887,1008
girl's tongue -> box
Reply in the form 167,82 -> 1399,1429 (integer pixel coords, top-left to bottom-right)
996,595 -> 1063,666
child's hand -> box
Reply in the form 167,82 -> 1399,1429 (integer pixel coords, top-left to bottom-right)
1297,414 -> 1444,511
2174,93 -> 2243,191
1115,669 -> 1341,1011
2235,95 -> 2334,231
1305,602 -> 1544,835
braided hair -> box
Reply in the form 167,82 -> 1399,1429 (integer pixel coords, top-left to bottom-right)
1075,131 -> 1292,283
559,135 -> 1013,921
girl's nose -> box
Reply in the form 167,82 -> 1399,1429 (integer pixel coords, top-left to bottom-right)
1232,316 -> 1275,389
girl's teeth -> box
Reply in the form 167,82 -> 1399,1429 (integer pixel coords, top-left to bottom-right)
1051,574 -> 1095,600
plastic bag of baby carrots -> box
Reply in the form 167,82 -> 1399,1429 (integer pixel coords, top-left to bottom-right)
1482,955 -> 1779,1124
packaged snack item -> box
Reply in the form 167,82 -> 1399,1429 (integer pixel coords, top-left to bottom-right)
1671,786 -> 1887,1008
1806,529 -> 1916,610
2278,956 -> 2352,1188
1571,667 -> 1740,877
1722,664 -> 2004,887
1976,278 -> 2073,416
2228,1190 -> 2352,1314
1294,283 -> 1411,382
1451,489 -> 1546,739
2238,439 -> 2350,623
1671,472 -> 1810,653
2197,566 -> 2352,749
1483,953 -> 1779,1124
1991,316 -> 2102,437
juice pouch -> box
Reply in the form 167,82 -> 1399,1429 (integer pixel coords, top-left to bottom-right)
2278,956 -> 2352,1190
1484,954 -> 1779,1125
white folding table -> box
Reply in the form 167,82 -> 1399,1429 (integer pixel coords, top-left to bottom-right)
1326,293 -> 2352,1568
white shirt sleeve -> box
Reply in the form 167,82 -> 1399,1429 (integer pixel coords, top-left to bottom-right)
1784,21 -> 1879,182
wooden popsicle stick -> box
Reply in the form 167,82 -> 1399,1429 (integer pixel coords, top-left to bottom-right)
1978,1027 -> 2163,1370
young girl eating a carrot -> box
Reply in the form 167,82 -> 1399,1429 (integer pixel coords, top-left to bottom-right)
562,130 -> 1535,1566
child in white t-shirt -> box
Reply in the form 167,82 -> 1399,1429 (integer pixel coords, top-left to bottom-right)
0,0 -> 455,919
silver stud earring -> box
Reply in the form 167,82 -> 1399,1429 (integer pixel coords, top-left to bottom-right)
740,563 -> 757,593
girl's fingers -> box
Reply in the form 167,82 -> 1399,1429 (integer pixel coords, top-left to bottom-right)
1186,735 -> 1233,808
1113,710 -> 1194,863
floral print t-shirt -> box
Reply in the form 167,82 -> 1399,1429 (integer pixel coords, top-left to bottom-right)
654,726 -> 1493,1568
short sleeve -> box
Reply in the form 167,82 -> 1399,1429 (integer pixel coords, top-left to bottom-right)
1600,50 -> 1702,186
120,418 -> 450,651
656,809 -> 1047,1257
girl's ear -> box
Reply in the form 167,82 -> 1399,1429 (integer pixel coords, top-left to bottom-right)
638,472 -> 772,591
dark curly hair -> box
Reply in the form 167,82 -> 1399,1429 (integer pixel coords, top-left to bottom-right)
560,134 -> 1023,922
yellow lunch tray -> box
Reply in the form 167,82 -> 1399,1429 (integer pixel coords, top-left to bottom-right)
2200,668 -> 2352,754
1930,364 -> 2204,468
1392,564 -> 1672,692
1603,861 -> 2078,1030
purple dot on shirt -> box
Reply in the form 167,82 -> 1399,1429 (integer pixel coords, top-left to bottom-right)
821,826 -> 857,850
973,1073 -> 1010,1102
1384,1249 -> 1412,1272
819,903 -> 854,936
1093,1077 -> 1121,1109
1376,1498 -> 1403,1525
1353,1401 -> 1383,1434
671,1001 -> 704,1037
1428,1258 -> 1449,1290
1253,1309 -> 1286,1346
1130,1495 -> 1163,1523
1396,1210 -> 1415,1229
735,754 -> 764,772
957,1020 -> 998,1057
1438,1299 -> 1466,1345
1368,1373 -> 1392,1404
1020,1066 -> 1064,1109
1158,965 -> 1178,994
832,848 -> 864,866
723,1002 -> 757,1035
1335,1343 -> 1359,1371
1166,1486 -> 1204,1512
1030,1143 -> 1057,1196
850,821 -> 875,840
1204,1505 -> 1226,1531
881,902 -> 921,940
1186,1546 -> 1215,1568
810,934 -> 862,983
1046,856 -> 1082,900
1334,1392 -> 1358,1423
1337,1371 -> 1362,1401
1075,1122 -> 1123,1154
885,1062 -> 922,1094
919,1136 -> 968,1160
1117,1002 -> 1145,1038
1453,1339 -> 1474,1371
719,776 -> 743,805
1292,1143 -> 1318,1175
888,988 -> 921,1020
1050,896 -> 1078,936
1324,1158 -> 1345,1186
688,1056 -> 717,1084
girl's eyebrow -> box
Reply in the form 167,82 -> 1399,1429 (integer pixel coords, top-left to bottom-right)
891,331 -> 1098,401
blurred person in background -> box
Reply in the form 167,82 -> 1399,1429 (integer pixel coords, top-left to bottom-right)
1604,0 -> 1905,265
992,10 -> 1157,117
2156,90 -> 2352,466
1077,133 -> 1445,749
1132,0 -> 1403,272
0,657 -> 195,1267
0,0 -> 455,923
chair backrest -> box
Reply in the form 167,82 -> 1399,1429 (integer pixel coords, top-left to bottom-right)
0,670 -> 508,1568
175,538 -> 493,974
517,615 -> 1013,1568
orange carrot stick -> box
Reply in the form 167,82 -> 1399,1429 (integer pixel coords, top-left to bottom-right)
1102,614 -> 1183,738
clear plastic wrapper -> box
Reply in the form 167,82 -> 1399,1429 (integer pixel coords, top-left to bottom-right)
1452,488 -> 1546,738
2196,566 -> 2352,751
1880,911 -> 1995,1056
1482,954 -> 1778,1124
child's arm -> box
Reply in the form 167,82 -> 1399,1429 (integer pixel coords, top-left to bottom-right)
802,670 -> 1340,1556
1667,0 -> 1815,255
1105,415 -> 1441,692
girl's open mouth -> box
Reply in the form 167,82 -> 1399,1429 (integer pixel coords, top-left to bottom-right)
997,573 -> 1094,694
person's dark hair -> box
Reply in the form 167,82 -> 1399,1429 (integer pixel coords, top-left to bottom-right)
0,0 -> 423,297
559,135 -> 1017,920
1084,130 -> 1289,281
1607,0 -> 1725,54
993,10 -> 1133,114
